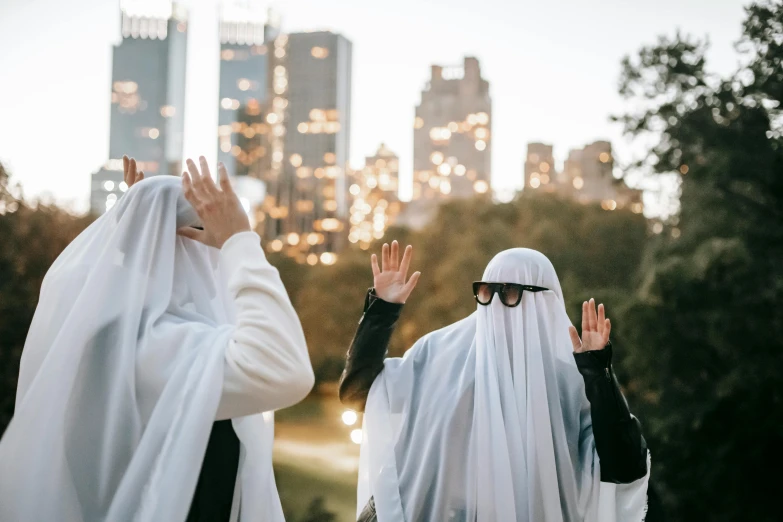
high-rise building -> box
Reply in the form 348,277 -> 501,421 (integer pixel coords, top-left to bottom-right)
265,31 -> 352,264
524,143 -> 557,193
412,56 -> 492,203
91,1 -> 188,214
524,141 -> 643,214
347,144 -> 403,249
216,3 -> 280,178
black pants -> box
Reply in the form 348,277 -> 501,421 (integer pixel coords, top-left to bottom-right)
186,420 -> 241,522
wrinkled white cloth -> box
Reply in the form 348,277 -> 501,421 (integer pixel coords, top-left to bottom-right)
0,176 -> 313,522
358,248 -> 649,522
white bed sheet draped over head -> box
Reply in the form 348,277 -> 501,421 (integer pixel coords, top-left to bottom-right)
0,176 -> 283,522
358,248 -> 649,522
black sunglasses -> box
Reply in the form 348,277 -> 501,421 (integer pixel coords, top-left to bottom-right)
472,281 -> 549,307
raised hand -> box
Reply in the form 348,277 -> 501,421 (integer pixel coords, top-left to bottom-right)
568,298 -> 612,353
371,240 -> 421,304
122,155 -> 144,188
178,156 -> 250,249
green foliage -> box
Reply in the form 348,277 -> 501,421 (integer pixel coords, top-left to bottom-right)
275,193 -> 647,381
0,164 -> 93,433
615,2 -> 783,519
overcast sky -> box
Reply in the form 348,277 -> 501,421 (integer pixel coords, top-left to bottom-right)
0,0 -> 749,212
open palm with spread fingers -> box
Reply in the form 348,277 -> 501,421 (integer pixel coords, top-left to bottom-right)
371,240 -> 421,304
178,156 -> 250,249
123,155 -> 144,188
569,298 -> 612,353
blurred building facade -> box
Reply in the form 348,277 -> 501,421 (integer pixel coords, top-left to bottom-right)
523,141 -> 643,213
264,31 -> 352,264
91,1 -> 188,214
216,3 -> 280,178
398,57 -> 491,229
347,144 -> 403,250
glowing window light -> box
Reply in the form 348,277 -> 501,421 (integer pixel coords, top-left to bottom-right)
287,233 -> 300,245
103,181 -> 115,191
349,184 -> 361,196
311,46 -> 329,58
306,254 -> 318,265
321,218 -> 342,232
530,178 -> 541,188
324,152 -> 336,164
307,233 -> 319,246
437,163 -> 451,176
448,121 -> 459,132
601,199 -> 617,211
429,128 -> 451,141
440,180 -> 452,195
298,122 -> 309,133
467,114 -> 478,125
289,153 -> 302,167
221,97 -> 233,109
270,239 -> 283,252
540,162 -> 550,173
430,152 -> 444,165
266,113 -> 279,124
220,141 -> 232,153
320,252 -> 338,265
275,47 -> 285,58
475,140 -> 486,151
475,128 -> 488,140
599,152 -> 611,163
454,165 -> 466,176
476,112 -> 489,125
680,164 -> 689,174
572,176 -> 584,189
474,180 -> 489,194
652,222 -> 664,234
148,128 -> 159,139
243,127 -> 256,138
323,200 -> 338,212
119,182 -> 128,192
414,117 -> 424,129
238,78 -> 251,91
160,105 -> 175,117
350,429 -> 363,444
540,174 -> 550,184
429,177 -> 440,189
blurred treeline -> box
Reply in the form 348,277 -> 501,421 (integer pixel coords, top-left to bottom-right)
2,2 -> 783,519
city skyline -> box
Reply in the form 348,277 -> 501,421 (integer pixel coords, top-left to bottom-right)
0,0 -> 749,214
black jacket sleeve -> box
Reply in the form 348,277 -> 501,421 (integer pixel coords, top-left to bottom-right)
338,289 -> 404,413
573,342 -> 648,484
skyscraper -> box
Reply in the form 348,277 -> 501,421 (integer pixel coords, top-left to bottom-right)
91,1 -> 188,214
265,31 -> 352,263
524,143 -> 556,193
523,141 -> 643,214
347,143 -> 402,249
216,2 -> 280,178
412,56 -> 492,203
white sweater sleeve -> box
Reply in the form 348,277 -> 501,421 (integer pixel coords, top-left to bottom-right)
215,231 -> 314,420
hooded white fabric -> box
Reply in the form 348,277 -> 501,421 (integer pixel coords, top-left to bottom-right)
0,176 -> 289,522
358,248 -> 650,522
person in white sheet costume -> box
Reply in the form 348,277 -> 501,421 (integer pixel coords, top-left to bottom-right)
0,156 -> 314,522
340,242 -> 651,522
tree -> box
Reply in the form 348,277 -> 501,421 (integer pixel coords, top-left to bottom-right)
0,163 -> 93,434
615,2 -> 783,519
278,192 -> 647,384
